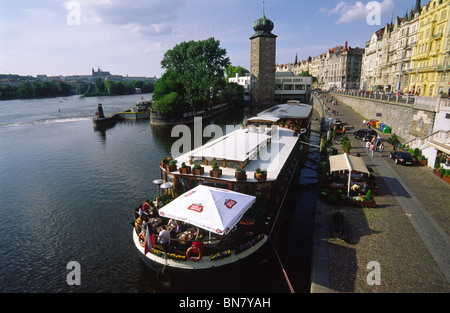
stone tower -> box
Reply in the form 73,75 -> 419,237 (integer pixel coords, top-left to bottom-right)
250,6 -> 277,105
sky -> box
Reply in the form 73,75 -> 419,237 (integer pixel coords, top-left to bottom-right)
0,0 -> 426,78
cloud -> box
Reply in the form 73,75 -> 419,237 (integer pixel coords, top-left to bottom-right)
64,0 -> 189,36
320,0 -> 395,24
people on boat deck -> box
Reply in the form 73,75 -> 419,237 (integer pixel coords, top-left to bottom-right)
153,197 -> 163,211
168,218 -> 177,229
175,220 -> 182,233
191,227 -> 205,253
158,225 -> 171,246
141,199 -> 151,214
141,215 -> 153,234
135,214 -> 148,232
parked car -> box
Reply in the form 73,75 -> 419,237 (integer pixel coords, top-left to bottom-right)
389,151 -> 415,165
402,93 -> 413,99
330,118 -> 342,125
354,128 -> 377,141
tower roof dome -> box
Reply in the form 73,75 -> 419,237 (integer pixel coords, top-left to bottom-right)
250,9 -> 277,39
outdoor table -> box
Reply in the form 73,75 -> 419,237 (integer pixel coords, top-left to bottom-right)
150,217 -> 162,226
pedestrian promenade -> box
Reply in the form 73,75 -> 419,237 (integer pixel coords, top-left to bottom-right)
311,93 -> 450,293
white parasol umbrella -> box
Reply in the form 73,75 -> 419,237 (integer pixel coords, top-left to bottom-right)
158,185 -> 256,235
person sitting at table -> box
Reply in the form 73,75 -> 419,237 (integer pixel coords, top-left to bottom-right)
191,227 -> 205,254
135,215 -> 145,232
153,197 -> 163,211
360,182 -> 369,195
351,183 -> 361,193
141,199 -> 151,215
175,220 -> 182,233
168,218 -> 177,229
158,225 -> 171,246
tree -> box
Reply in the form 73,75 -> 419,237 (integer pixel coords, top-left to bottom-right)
152,70 -> 183,102
225,65 -> 248,82
152,91 -> 184,114
160,37 -> 230,107
17,81 -> 34,98
94,78 -> 106,94
298,70 -> 317,83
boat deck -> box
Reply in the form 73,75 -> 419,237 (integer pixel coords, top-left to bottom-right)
174,126 -> 300,182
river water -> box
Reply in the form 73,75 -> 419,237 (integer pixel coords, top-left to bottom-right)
0,93 -> 318,293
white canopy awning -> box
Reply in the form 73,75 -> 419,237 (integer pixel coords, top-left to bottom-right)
247,115 -> 280,123
191,129 -> 270,162
329,153 -> 370,174
158,185 -> 256,235
329,153 -> 370,197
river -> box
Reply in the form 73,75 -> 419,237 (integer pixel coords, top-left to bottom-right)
0,93 -> 318,293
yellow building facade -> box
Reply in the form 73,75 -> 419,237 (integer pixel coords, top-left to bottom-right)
409,0 -> 450,97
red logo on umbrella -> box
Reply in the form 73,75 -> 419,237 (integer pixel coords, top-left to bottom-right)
188,203 -> 203,213
224,199 -> 237,209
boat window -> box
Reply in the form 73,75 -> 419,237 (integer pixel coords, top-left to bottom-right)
203,180 -> 215,187
216,182 -> 230,190
177,177 -> 190,194
190,179 -> 203,189
233,183 -> 250,194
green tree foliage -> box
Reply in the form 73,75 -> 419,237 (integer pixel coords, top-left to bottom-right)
0,81 -> 73,99
152,91 -> 184,114
298,70 -> 317,83
220,82 -> 244,106
224,65 -> 248,82
152,70 -> 183,102
159,37 -> 230,108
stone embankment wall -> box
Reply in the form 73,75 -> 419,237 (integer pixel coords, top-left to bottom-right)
331,93 -> 435,142
310,93 -> 326,121
150,102 -> 231,125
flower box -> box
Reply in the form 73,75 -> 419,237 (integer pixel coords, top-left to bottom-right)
443,175 -> 450,184
433,169 -> 443,179
209,169 -> 222,178
235,173 -> 247,181
179,166 -> 191,174
192,166 -> 204,176
353,199 -> 376,208
165,165 -> 177,172
254,173 -> 267,182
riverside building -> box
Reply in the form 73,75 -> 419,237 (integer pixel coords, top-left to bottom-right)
408,0 -> 450,97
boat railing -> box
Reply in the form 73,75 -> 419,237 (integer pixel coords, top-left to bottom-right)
135,220 -> 265,261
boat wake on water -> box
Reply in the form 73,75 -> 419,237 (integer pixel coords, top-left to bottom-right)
0,117 -> 91,128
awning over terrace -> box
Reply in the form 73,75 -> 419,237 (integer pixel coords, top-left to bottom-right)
329,153 -> 370,196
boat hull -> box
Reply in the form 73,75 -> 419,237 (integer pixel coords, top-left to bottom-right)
133,229 -> 268,271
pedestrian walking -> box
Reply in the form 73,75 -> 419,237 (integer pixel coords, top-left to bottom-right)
366,141 -> 370,154
370,142 -> 375,157
379,143 -> 384,157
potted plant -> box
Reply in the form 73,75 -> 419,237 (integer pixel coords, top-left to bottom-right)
179,162 -> 191,174
341,136 -> 352,154
433,164 -> 443,178
444,170 -> 450,184
161,157 -> 171,168
353,189 -> 376,208
418,155 -> 427,166
166,159 -> 177,172
209,162 -> 222,178
387,134 -> 401,150
254,168 -> 267,182
192,163 -> 204,176
235,165 -> 247,181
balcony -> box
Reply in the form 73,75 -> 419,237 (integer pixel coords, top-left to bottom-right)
437,64 -> 450,71
432,32 -> 443,39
